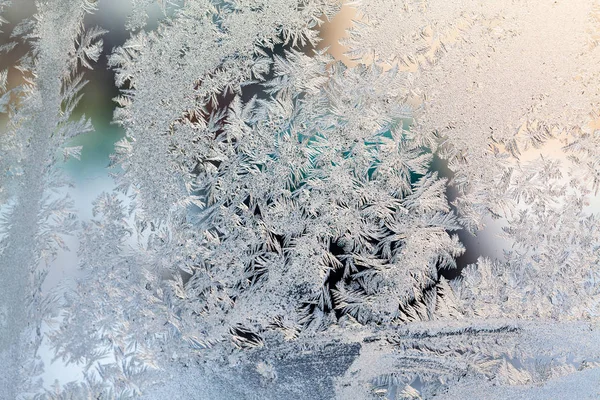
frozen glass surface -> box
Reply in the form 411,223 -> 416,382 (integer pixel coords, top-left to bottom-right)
1,0 -> 600,399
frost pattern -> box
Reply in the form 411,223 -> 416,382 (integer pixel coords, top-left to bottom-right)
0,0 -> 102,397
50,1 -> 464,395
3,0 -> 600,399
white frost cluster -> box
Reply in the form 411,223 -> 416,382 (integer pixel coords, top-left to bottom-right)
1,0 -> 600,399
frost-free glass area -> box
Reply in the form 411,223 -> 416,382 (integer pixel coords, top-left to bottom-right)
1,0 -> 600,399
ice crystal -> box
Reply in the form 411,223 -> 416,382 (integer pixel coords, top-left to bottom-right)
2,0 -> 600,399
0,0 -> 102,397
